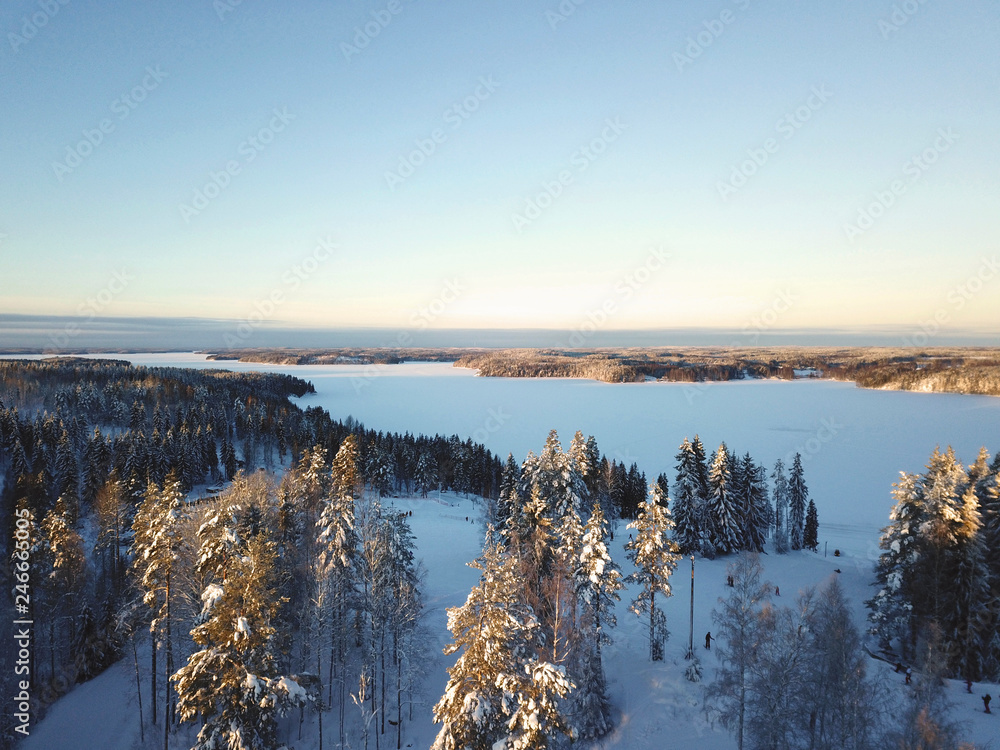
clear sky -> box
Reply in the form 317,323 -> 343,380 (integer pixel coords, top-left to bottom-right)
2,0 -> 998,340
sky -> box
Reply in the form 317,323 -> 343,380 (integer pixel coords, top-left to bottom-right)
1,0 -> 999,345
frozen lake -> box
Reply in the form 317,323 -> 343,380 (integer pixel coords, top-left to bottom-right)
26,352 -> 1000,557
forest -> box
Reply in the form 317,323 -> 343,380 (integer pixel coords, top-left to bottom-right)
868,446 -> 1000,683
0,358 -> 654,748
2,357 -> 997,749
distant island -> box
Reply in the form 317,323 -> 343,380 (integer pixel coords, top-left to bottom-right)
205,346 -> 1000,397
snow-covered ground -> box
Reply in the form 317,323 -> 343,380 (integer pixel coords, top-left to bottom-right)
15,354 -> 1000,748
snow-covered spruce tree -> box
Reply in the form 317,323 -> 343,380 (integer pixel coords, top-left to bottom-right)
788,453 -> 807,551
518,430 -> 585,523
431,538 -> 543,750
625,489 -> 680,661
94,470 -> 128,599
944,482 -> 992,683
867,472 -> 924,657
583,435 -> 603,507
382,511 -> 423,750
316,433 -> 360,739
976,453 -> 1000,678
803,498 -> 819,552
567,430 -> 595,505
495,661 -> 574,750
513,482 -> 555,605
130,472 -> 189,730
671,438 -> 704,554
571,499 -> 623,739
497,452 -> 521,541
913,447 -> 970,631
54,429 -> 80,520
173,531 -> 307,750
415,450 -> 438,498
356,497 -> 393,741
741,455 -> 770,554
707,443 -> 740,555
548,497 -> 584,667
300,443 -> 330,507
729,453 -> 751,549
576,500 -> 623,651
40,495 -> 87,683
707,553 -> 771,750
367,443 -> 395,498
869,445 -> 998,677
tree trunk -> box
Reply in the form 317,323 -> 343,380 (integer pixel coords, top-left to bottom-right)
317,650 -> 323,750
164,579 -> 171,750
151,636 -> 157,725
649,590 -> 656,661
166,572 -> 172,733
396,637 -> 402,750
133,637 -> 144,743
380,628 -> 386,736
738,668 -> 745,750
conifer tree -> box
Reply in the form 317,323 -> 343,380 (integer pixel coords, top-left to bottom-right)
94,471 -> 127,598
496,661 -> 574,750
707,444 -> 740,555
519,430 -> 583,522
497,453 -> 521,536
174,533 -> 306,750
788,453 -> 808,551
431,539 -> 540,750
804,498 -> 819,552
41,496 -> 87,681
944,484 -> 992,682
625,491 -> 680,661
741,456 -> 770,553
316,435 -> 361,738
671,437 -> 706,554
730,453 -> 751,548
415,450 -> 438,498
571,500 -> 622,739
868,472 -> 924,656
131,472 -> 189,729
549,501 -> 584,667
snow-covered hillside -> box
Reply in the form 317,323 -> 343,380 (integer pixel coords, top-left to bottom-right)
22,490 -> 998,750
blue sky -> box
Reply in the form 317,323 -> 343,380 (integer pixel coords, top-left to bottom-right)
2,0 -> 999,341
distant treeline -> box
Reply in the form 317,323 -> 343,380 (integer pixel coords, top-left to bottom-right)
205,345 -> 1000,395
455,347 -> 1000,395
208,347 -> 477,365
454,349 -> 798,383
